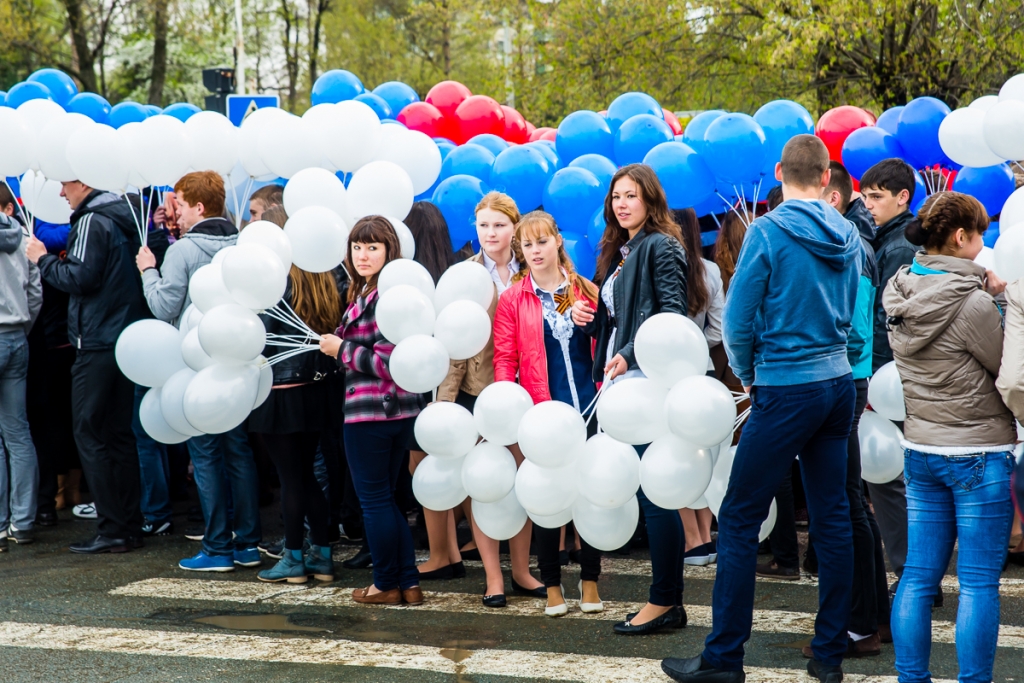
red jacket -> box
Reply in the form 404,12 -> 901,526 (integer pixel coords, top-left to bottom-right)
493,275 -> 598,405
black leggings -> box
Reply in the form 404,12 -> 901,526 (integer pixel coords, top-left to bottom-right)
260,432 -> 328,550
535,526 -> 601,587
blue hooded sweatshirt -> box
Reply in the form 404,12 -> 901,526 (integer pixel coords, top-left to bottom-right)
723,199 -> 862,387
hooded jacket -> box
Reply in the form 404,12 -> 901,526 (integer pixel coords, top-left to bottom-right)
141,217 -> 237,325
37,191 -> 149,351
723,199 -> 861,387
884,254 -> 1014,448
0,213 -> 42,335
844,198 -> 880,380
871,209 -> 918,371
995,280 -> 1024,427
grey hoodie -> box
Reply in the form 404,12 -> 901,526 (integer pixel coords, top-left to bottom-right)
141,217 -> 237,325
0,214 -> 42,335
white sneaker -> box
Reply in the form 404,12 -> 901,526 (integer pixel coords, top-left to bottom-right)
578,580 -> 604,614
72,504 -> 97,520
545,585 -> 568,617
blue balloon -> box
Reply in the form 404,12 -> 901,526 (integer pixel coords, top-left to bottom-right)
842,127 -> 905,180
528,141 -> 561,172
354,92 -> 393,119
586,205 -> 606,251
434,139 -> 457,162
643,141 -> 715,209
372,81 -> 419,117
984,221 -> 999,248
311,70 -> 365,105
6,81 -> 53,108
703,113 -> 767,185
606,92 -> 662,132
682,110 -> 726,156
897,97 -> 950,169
876,106 -> 903,136
490,145 -> 551,212
543,167 -> 605,234
440,144 -> 495,182
27,69 -> 77,108
162,102 -> 201,122
5,176 -> 20,196
144,105 -> 162,116
467,134 -> 509,156
568,154 -> 616,189
433,137 -> 457,147
753,100 -> 814,178
432,174 -> 488,246
67,92 -> 111,124
381,118 -> 406,127
952,163 -> 1016,217
561,231 -> 596,280
613,114 -> 673,166
556,110 -> 613,162
692,194 -> 727,218
0,91 -> 6,107
110,101 -> 148,128
911,170 -> 928,213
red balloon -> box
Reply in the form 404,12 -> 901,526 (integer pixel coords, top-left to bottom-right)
426,81 -> 471,141
816,106 -> 876,162
539,128 -> 557,142
526,121 -> 537,136
529,126 -> 555,142
453,95 -> 505,144
397,102 -> 446,138
500,105 -> 529,144
662,108 -> 683,135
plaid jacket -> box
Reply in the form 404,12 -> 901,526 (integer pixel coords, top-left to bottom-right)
337,288 -> 425,423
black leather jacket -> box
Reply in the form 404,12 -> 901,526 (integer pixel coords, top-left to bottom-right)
583,229 -> 688,382
259,278 -> 343,386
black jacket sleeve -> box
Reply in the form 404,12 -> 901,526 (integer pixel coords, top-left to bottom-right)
619,236 -> 688,367
37,213 -> 111,297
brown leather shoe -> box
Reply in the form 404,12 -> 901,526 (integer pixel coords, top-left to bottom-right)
801,644 -> 814,659
878,623 -> 892,643
402,586 -> 424,606
755,560 -> 800,580
846,633 -> 881,657
351,586 -> 401,605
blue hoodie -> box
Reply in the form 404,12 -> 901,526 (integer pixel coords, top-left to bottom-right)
723,199 -> 862,387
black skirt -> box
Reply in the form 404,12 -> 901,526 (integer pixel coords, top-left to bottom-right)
248,381 -> 329,435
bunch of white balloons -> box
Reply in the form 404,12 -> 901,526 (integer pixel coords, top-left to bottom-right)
861,361 -> 907,484
938,74 -> 1024,170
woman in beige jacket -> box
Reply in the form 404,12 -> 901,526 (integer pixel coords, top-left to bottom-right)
882,192 -> 1014,683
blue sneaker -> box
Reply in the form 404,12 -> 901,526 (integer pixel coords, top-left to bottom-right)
257,549 -> 307,583
179,551 -> 235,572
234,547 -> 262,568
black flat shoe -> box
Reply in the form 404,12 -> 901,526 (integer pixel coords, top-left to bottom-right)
627,607 -> 687,629
417,563 -> 455,580
807,659 -> 843,683
451,561 -> 466,578
69,534 -> 130,554
568,549 -> 581,564
482,594 -> 507,608
661,654 -> 745,682
460,548 -> 481,561
36,511 -> 58,527
342,549 -> 373,569
511,577 -> 546,598
614,606 -> 685,635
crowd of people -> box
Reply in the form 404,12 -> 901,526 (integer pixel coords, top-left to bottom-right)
1,131 -> 1023,683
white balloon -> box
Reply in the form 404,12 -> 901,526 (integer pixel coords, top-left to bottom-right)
378,259 -> 435,301
181,326 -> 215,371
0,108 -> 35,176
666,375 -> 737,447
859,410 -> 905,484
576,434 -> 640,509
389,334 -> 450,393
528,507 -> 574,529
386,216 -> 416,259
760,499 -> 778,543
283,167 -> 349,221
969,95 -> 1000,111
1000,187 -> 1024,234
461,442 -> 517,503
517,400 -> 587,468
375,126 -> 442,195
19,170 -> 71,224
178,303 -> 203,340
66,123 -> 130,191
220,243 -> 288,310
375,284 -> 436,344
237,221 -> 293,270
473,381 -> 534,446
572,495 -> 639,552
258,115 -> 320,179
159,368 -> 203,437
434,300 -> 491,361
596,377 -> 669,445
140,388 -> 191,444
993,228 -> 1024,282
18,99 -> 64,170
198,303 -> 267,364
253,355 -> 273,409
413,402 -> 479,459
305,100 -> 383,173
185,111 -> 239,174
211,245 -> 237,265
515,459 -> 578,516
37,113 -> 92,182
183,363 -> 260,434
639,434 -> 714,510
937,108 -> 1003,168
634,313 -> 710,387
239,106 -> 293,177
284,206 -> 349,273
188,263 -> 236,313
347,160 -> 414,220
975,245 -> 995,271
983,100 -> 1024,161
117,122 -> 151,190
115,319 -> 187,388
472,489 -> 528,541
412,454 -> 467,511
434,261 -> 494,312
134,115 -> 191,186
999,74 -> 1024,103
868,361 -> 906,421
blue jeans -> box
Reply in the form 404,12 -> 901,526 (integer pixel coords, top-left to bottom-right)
703,375 -> 855,671
131,384 -> 173,525
635,442 -> 685,606
893,449 -> 1014,683
186,426 -> 261,556
0,330 -> 38,531
344,418 -> 418,591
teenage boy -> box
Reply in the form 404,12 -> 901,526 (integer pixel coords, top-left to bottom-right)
247,184 -> 283,224
662,135 -> 861,683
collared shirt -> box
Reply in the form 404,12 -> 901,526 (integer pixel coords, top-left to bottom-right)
482,251 -> 519,295
601,237 -> 645,384
530,271 -> 594,413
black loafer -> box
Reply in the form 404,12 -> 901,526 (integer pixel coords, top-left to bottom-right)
36,511 -> 58,527
69,535 -> 130,554
451,561 -> 466,578
807,659 -> 843,683
417,563 -> 455,581
661,655 -> 745,682
511,577 -> 546,598
342,549 -> 373,569
460,548 -> 481,561
614,606 -> 685,635
482,594 -> 507,608
627,607 -> 687,629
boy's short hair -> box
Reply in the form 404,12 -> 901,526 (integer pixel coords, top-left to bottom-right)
174,171 -> 225,218
0,183 -> 15,211
250,184 -> 284,208
859,159 -> 916,205
780,135 -> 830,189
824,161 -> 854,214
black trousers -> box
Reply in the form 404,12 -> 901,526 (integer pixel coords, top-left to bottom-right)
535,526 -> 601,587
71,350 -> 142,539
261,431 -> 329,550
26,343 -> 79,515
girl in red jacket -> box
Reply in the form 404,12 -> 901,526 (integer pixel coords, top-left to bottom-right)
492,211 -> 604,617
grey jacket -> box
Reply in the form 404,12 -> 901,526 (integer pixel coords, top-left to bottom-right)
0,214 -> 42,335
141,217 -> 237,325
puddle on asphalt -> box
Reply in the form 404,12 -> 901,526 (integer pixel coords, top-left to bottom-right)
770,637 -> 812,650
195,614 -> 326,633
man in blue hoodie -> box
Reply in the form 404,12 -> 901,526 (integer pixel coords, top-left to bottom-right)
662,135 -> 861,683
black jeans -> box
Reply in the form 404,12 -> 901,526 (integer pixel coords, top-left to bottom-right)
535,527 -> 601,587
26,343 -> 78,515
71,350 -> 142,539
260,431 -> 328,550
636,442 -> 686,606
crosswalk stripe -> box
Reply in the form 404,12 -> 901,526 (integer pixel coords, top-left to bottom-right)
110,578 -> 1024,649
0,620 -> 951,683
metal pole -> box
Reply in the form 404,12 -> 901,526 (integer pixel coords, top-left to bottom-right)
235,0 -> 246,94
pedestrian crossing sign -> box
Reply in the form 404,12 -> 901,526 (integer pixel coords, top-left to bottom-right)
226,94 -> 281,126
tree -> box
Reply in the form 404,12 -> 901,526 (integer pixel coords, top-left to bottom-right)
147,0 -> 168,103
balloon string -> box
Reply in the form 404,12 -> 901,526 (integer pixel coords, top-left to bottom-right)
264,304 -> 320,339
144,186 -> 155,247
734,407 -> 751,429
752,177 -> 762,210
716,192 -> 750,228
735,184 -> 749,224
122,192 -> 145,244
278,299 -> 319,336
263,308 -> 315,337
228,174 -> 240,228
583,376 -> 610,428
267,346 -> 319,365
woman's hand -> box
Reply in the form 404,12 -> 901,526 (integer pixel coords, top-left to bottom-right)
319,334 -> 342,358
604,354 -> 628,380
985,270 -> 1007,297
571,300 -> 595,327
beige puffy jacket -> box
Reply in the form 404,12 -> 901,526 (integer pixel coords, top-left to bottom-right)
996,280 -> 1024,423
883,254 -> 1014,447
